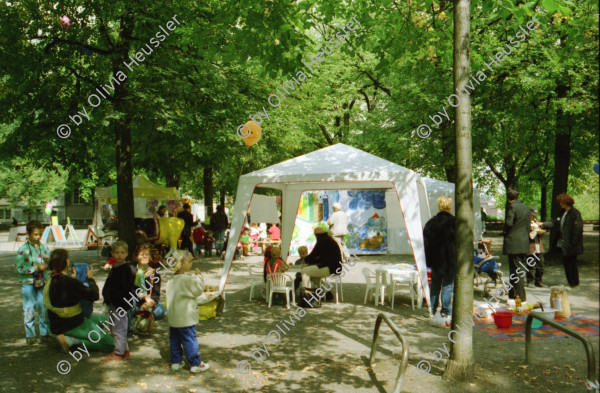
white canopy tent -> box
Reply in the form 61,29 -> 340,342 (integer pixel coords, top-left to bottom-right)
219,143 -> 432,309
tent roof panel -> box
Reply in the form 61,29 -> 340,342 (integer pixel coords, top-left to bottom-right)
245,144 -> 414,180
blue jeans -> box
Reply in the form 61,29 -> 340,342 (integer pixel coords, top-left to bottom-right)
169,326 -> 201,366
429,270 -> 454,316
214,230 -> 225,252
21,284 -> 50,338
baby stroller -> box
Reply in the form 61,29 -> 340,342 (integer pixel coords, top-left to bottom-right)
473,236 -> 506,296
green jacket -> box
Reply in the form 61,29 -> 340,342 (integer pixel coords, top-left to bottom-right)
16,241 -> 50,285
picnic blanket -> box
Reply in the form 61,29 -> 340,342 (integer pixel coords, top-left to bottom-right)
474,313 -> 600,341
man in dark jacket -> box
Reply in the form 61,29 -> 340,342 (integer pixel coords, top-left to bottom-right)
177,203 -> 198,256
210,205 -> 229,256
502,188 -> 531,301
424,196 -> 455,320
302,227 -> 343,290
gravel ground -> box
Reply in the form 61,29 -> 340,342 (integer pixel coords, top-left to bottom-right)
0,231 -> 597,393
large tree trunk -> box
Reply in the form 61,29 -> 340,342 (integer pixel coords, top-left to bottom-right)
220,190 -> 226,207
203,167 -> 214,217
114,14 -> 136,257
444,0 -> 474,381
115,117 -> 136,257
165,172 -> 180,188
540,183 -> 548,222
549,98 -> 571,251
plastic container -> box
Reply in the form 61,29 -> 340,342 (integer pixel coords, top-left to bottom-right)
493,311 -> 513,328
507,299 -> 528,308
531,318 -> 543,329
552,298 -> 562,312
533,308 -> 557,322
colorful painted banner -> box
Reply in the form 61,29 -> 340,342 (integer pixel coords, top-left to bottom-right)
290,190 -> 388,256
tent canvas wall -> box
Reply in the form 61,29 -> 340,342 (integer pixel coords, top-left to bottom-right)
248,194 -> 279,224
218,143 -> 432,309
421,177 -> 482,238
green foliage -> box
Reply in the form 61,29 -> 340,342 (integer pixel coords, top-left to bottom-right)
0,159 -> 68,208
0,0 -> 597,219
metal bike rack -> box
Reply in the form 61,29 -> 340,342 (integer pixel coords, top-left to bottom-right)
526,313 -> 599,389
369,313 -> 409,393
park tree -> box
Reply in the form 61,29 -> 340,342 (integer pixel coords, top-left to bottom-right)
445,0 -> 474,381
0,0 -> 316,251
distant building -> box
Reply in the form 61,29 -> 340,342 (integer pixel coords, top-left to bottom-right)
1,187 -> 94,228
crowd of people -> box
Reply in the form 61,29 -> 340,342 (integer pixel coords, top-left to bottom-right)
17,220 -> 209,372
424,190 -> 584,327
174,203 -> 285,259
16,191 -> 585,367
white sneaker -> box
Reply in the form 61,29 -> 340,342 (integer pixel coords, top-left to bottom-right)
430,312 -> 451,328
171,361 -> 185,371
429,311 -> 441,327
441,314 -> 452,328
190,362 -> 209,373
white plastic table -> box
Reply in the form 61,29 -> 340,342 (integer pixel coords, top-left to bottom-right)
374,264 -> 422,308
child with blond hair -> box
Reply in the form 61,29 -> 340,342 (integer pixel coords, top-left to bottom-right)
166,250 -> 209,373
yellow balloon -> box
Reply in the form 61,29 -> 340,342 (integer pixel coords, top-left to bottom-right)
242,121 -> 261,146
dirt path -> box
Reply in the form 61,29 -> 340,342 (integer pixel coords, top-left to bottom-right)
0,231 -> 597,393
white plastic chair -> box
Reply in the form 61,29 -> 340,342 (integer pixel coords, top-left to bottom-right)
362,268 -> 379,304
248,267 -> 265,300
267,273 -> 295,309
389,271 -> 418,310
320,275 -> 343,303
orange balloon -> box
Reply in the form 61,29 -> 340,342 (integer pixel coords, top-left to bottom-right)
242,121 -> 261,146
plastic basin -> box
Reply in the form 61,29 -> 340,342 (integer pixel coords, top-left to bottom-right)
493,311 -> 513,328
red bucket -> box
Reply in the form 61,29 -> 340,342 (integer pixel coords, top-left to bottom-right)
493,311 -> 513,328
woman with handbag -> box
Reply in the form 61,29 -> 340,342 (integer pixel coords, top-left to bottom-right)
540,193 -> 584,288
16,220 -> 51,345
129,245 -> 167,335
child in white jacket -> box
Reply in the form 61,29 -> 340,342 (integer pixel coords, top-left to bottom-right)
166,250 -> 209,373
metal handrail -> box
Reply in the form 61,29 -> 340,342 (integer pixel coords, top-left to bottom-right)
369,313 -> 409,393
526,312 -> 598,388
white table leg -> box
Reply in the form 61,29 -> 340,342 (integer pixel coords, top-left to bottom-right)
374,272 -> 379,306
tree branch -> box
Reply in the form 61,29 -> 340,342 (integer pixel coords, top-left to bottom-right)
318,124 -> 333,145
357,69 -> 391,96
67,67 -> 114,103
42,37 -> 113,55
484,158 -> 508,186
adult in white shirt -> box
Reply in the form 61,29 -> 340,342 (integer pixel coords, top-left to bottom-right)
327,203 -> 349,262
258,223 -> 268,252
